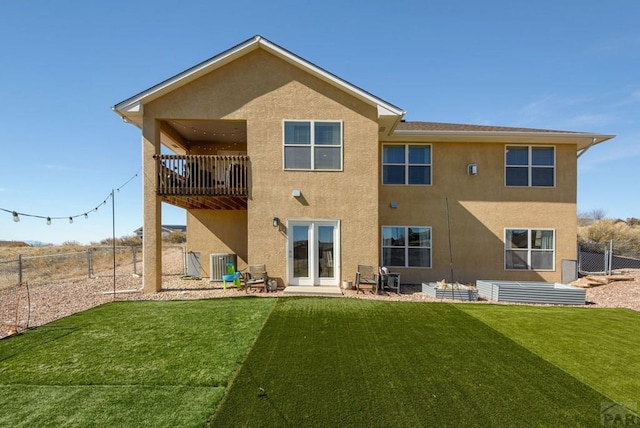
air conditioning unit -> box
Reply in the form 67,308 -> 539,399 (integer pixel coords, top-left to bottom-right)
210,253 -> 237,282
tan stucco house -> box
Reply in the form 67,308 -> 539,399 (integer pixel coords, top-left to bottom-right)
113,35 -> 614,293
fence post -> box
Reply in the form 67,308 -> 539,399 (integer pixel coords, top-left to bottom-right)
608,239 -> 614,275
182,246 -> 187,276
87,249 -> 92,278
132,247 -> 137,275
18,254 -> 22,284
577,243 -> 581,274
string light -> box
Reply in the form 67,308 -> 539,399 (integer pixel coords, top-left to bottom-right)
0,169 -> 141,225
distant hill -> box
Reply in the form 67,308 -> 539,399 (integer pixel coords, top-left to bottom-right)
0,241 -> 30,247
23,240 -> 53,247
0,240 -> 54,247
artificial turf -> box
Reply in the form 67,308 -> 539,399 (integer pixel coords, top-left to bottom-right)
0,298 -> 276,427
457,304 -> 640,405
1,297 -> 637,427
211,298 -> 613,427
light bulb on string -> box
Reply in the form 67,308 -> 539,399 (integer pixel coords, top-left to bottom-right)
46,217 -> 51,225
69,217 -> 73,224
12,212 -> 19,222
84,213 -> 88,219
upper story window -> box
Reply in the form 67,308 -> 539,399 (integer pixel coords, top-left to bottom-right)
505,228 -> 555,270
284,121 -> 342,170
505,146 -> 555,187
382,145 -> 431,185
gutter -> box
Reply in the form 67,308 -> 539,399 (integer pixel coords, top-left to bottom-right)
577,137 -> 600,158
111,106 -> 142,130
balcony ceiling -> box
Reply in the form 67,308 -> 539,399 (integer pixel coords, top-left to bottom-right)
167,119 -> 247,144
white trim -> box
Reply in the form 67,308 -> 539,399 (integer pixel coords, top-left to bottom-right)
388,130 -> 614,150
504,228 -> 556,271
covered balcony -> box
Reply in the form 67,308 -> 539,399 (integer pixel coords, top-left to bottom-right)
156,154 -> 249,210
153,119 -> 249,210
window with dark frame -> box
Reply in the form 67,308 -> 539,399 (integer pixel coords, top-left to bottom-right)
383,145 -> 431,185
505,146 -> 555,187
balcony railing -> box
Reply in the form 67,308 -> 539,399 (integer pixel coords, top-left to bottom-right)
155,155 -> 248,209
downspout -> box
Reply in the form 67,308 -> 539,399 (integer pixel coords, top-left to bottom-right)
577,137 -> 598,158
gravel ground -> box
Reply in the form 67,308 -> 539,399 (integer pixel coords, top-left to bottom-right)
2,261 -> 639,339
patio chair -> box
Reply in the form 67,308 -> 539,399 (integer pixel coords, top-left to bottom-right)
378,267 -> 401,294
355,265 -> 379,294
244,264 -> 268,293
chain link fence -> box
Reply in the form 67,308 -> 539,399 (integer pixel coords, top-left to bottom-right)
0,246 -> 186,337
578,240 -> 640,275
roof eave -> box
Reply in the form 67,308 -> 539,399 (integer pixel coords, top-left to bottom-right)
387,130 -> 615,150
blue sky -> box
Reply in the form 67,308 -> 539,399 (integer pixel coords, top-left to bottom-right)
1,0 -> 638,245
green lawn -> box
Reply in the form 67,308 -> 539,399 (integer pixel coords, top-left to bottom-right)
1,297 -> 638,427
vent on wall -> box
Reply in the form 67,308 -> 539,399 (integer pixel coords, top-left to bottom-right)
210,253 -> 237,282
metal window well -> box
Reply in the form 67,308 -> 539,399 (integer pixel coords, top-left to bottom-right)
187,252 -> 201,278
210,253 -> 237,282
476,280 -> 586,305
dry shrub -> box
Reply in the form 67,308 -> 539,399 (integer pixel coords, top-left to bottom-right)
578,220 -> 640,256
164,232 -> 186,244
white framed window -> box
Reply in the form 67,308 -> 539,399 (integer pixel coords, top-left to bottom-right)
505,146 -> 555,187
283,120 -> 342,170
382,145 -> 431,185
382,226 -> 432,268
505,228 -> 555,270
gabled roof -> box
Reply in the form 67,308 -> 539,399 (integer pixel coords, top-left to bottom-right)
112,36 -> 614,153
113,35 -> 405,129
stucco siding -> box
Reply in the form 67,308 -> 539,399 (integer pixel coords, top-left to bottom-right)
186,210 -> 248,278
379,141 -> 577,284
145,49 -> 379,286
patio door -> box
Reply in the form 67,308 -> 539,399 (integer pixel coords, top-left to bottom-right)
288,220 -> 340,286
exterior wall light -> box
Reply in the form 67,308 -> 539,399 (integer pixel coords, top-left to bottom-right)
292,189 -> 301,197
272,217 -> 280,227
467,163 -> 478,176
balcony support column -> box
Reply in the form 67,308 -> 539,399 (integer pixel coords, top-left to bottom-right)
142,118 -> 162,292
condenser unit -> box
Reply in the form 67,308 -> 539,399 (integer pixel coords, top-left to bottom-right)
210,253 -> 237,282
